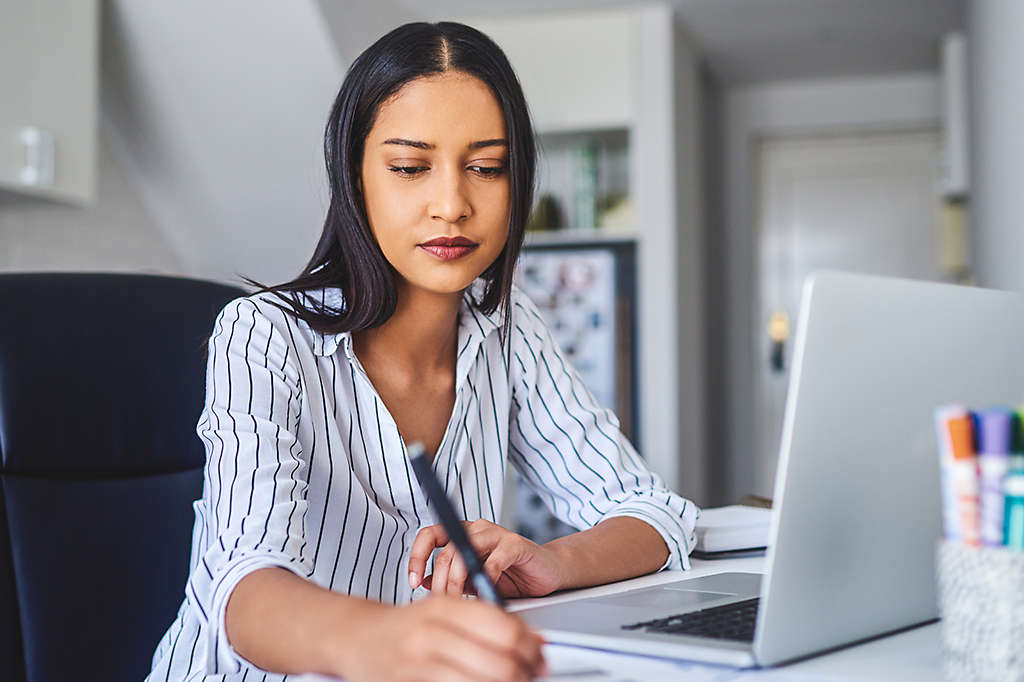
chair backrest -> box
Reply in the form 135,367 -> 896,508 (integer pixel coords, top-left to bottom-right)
0,272 -> 246,682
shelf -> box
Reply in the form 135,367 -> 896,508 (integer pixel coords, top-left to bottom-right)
524,228 -> 638,247
535,123 -> 630,136
530,129 -> 630,235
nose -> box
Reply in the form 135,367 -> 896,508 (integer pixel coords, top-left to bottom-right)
429,164 -> 472,224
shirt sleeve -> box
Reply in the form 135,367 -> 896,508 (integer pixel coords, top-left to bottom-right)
507,291 -> 700,571
185,296 -> 314,674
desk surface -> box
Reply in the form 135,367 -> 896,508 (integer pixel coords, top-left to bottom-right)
296,557 -> 943,681
509,556 -> 943,681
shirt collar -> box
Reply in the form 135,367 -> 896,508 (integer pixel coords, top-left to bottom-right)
311,280 -> 504,359
459,279 -> 504,339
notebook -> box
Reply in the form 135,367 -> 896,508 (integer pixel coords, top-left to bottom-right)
693,505 -> 772,555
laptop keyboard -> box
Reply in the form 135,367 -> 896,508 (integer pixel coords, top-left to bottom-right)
621,597 -> 760,642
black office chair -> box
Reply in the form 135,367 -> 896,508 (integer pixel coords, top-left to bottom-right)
0,272 -> 246,682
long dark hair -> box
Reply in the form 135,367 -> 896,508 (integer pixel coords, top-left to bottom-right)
249,21 -> 536,343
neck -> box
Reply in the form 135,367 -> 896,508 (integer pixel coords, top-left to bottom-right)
352,282 -> 463,375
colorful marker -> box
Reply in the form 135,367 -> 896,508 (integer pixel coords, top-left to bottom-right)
1003,472 -> 1024,550
1013,407 -> 1024,471
976,409 -> 1013,546
936,405 -> 968,541
946,411 -> 981,546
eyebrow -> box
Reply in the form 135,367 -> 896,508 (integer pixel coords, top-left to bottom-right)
381,138 -> 508,151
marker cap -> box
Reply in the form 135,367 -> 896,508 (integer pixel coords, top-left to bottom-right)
1014,406 -> 1024,453
977,409 -> 1013,455
947,414 -> 976,460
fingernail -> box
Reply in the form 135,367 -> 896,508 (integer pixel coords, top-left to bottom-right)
408,571 -> 418,588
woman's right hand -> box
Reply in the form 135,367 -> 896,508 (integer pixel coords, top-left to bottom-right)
334,595 -> 548,682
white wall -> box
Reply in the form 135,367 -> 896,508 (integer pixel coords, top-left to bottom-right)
716,72 -> 941,502
464,9 -> 634,133
968,1 -> 1024,293
632,4 -> 698,496
2,2 -> 422,285
314,0 -> 416,67
101,0 -> 349,286
0,122 -> 182,274
667,13 -> 706,501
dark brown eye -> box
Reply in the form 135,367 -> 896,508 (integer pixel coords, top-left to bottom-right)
388,166 -> 428,176
470,165 -> 506,177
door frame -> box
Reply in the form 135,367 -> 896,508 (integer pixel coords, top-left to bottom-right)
713,74 -> 942,505
751,125 -> 942,495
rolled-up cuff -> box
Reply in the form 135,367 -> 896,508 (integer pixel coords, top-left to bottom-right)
604,503 -> 698,572
206,554 -> 305,674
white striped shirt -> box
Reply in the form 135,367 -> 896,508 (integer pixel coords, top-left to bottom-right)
147,282 -> 698,681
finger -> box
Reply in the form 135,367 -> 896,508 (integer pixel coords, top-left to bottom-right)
463,521 -> 505,554
427,619 -> 532,682
408,525 -> 448,589
446,545 -> 470,596
438,544 -> 470,596
481,545 -> 521,596
445,601 -> 547,675
431,545 -> 454,595
461,522 -> 510,592
519,629 -> 547,677
409,661 -> 480,682
481,542 -> 521,581
464,518 -> 497,536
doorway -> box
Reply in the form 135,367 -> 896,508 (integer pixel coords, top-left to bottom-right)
754,128 -> 944,495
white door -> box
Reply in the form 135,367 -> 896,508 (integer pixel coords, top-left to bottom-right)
755,129 -> 944,495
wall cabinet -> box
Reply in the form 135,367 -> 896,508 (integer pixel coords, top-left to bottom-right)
0,0 -> 98,203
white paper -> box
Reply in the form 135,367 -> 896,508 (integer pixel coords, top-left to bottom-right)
277,644 -> 857,682
540,644 -> 738,681
540,645 -> 851,682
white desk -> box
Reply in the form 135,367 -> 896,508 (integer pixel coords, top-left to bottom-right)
508,557 -> 943,682
295,556 -> 943,681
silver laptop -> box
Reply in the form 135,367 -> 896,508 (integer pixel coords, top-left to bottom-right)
517,271 -> 1024,667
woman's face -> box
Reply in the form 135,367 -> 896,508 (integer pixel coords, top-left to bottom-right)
360,71 -> 510,297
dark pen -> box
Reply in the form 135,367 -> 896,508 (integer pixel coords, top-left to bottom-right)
408,442 -> 506,608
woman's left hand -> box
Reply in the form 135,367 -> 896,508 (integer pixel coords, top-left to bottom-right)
408,520 -> 568,599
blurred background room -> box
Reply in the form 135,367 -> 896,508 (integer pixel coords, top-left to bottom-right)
3,0 -> 1021,541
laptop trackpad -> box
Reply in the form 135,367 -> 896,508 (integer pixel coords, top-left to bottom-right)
518,573 -> 762,635
589,572 -> 762,610
596,588 -> 733,609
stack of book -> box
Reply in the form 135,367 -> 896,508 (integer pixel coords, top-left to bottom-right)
692,505 -> 773,559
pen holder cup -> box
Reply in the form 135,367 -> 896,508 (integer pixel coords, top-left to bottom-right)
937,540 -> 1024,681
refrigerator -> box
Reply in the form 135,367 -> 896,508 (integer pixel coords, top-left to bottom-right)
510,239 -> 638,543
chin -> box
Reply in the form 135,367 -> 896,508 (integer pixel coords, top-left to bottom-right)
407,272 -> 480,296
400,254 -> 500,296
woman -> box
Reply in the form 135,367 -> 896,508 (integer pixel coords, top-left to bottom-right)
148,21 -> 698,682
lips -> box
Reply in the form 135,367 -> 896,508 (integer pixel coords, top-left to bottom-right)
419,236 -> 478,247
418,236 -> 479,261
